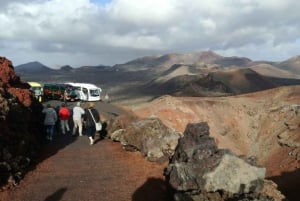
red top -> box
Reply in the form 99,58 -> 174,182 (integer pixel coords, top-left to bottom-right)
59,107 -> 70,120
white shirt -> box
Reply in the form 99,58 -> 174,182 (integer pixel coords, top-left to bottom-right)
73,106 -> 85,120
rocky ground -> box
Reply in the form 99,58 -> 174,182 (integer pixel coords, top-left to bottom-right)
132,86 -> 300,200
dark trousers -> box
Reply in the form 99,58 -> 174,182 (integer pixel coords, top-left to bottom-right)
86,126 -> 96,138
45,125 -> 55,137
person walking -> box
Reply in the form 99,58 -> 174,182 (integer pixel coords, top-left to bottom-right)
42,104 -> 57,141
83,102 -> 100,145
104,93 -> 110,103
58,103 -> 71,135
72,102 -> 85,136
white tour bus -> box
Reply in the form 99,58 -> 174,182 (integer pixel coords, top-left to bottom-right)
66,82 -> 102,101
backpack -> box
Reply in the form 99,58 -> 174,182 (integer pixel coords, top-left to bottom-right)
59,107 -> 70,120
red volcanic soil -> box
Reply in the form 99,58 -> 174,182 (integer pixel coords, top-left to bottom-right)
0,135 -> 172,201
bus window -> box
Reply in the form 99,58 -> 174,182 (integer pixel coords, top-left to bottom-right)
90,89 -> 100,97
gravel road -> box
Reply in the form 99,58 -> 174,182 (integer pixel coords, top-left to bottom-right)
0,101 -> 172,201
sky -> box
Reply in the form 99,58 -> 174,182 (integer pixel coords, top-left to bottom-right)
0,0 -> 300,68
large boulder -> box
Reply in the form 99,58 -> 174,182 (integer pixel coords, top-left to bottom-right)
203,154 -> 265,193
107,112 -> 140,134
165,122 -> 285,200
109,116 -> 182,162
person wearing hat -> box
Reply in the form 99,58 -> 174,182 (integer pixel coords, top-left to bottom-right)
72,102 -> 85,136
83,102 -> 100,145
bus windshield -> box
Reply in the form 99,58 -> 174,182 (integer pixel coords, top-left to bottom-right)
90,89 -> 100,97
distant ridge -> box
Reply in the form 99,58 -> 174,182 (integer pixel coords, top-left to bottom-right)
60,65 -> 74,72
114,51 -> 225,71
11,51 -> 300,92
249,63 -> 299,79
114,51 -> 258,74
143,67 -> 276,97
15,61 -> 55,74
209,68 -> 276,93
14,61 -> 110,75
276,55 -> 300,74
214,56 -> 252,67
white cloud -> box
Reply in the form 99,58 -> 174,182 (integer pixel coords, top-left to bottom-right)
0,0 -> 299,67
109,0 -> 179,25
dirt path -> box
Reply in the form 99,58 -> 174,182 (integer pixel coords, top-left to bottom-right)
0,101 -> 172,201
0,135 -> 171,201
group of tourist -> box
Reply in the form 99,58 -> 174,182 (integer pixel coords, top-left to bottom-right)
42,101 -> 100,145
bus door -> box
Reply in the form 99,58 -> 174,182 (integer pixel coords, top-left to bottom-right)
82,87 -> 89,101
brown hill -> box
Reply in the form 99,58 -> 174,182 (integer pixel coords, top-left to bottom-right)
276,55 -> 300,74
142,66 -> 277,98
115,51 -> 254,73
209,68 -> 277,93
13,51 -> 300,105
215,56 -> 252,67
114,51 -> 224,71
112,52 -> 300,94
249,62 -> 300,79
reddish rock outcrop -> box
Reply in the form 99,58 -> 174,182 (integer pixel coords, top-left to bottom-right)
0,57 -> 44,190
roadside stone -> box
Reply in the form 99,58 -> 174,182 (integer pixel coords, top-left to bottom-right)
203,153 -> 265,193
110,128 -> 126,142
109,117 -> 182,162
107,112 -> 139,133
165,122 -> 283,200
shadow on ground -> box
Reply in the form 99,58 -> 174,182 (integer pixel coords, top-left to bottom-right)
44,187 -> 67,201
132,177 -> 174,201
268,168 -> 300,201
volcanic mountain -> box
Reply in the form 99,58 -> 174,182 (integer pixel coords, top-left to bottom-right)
13,51 -> 300,105
15,61 -> 55,74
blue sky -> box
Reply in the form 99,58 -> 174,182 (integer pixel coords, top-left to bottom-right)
90,0 -> 111,5
0,0 -> 299,68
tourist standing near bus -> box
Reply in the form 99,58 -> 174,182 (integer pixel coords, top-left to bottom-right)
72,102 -> 85,136
42,104 -> 57,141
58,103 -> 71,135
83,102 -> 100,145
